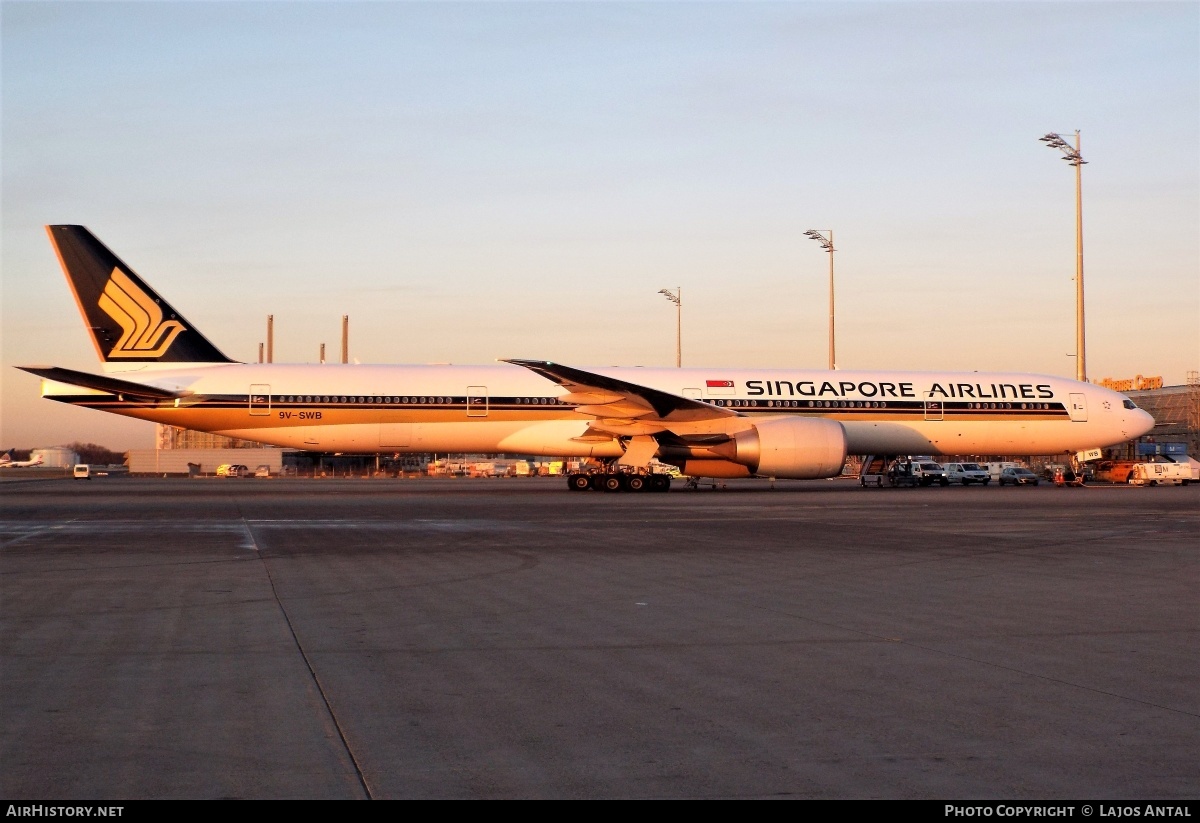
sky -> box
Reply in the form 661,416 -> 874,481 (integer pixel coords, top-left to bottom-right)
2,1 -> 1197,451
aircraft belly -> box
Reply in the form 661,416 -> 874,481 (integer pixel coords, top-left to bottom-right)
217,425 -> 379,451
219,420 -> 619,456
843,420 -> 1076,456
497,420 -> 622,458
842,421 -> 937,455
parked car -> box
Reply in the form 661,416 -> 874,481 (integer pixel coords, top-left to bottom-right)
216,464 -> 250,477
253,465 -> 271,478
998,467 -> 1040,486
944,462 -> 991,485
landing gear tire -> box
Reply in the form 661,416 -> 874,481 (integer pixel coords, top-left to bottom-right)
600,475 -> 623,493
625,475 -> 648,492
650,475 -> 670,492
568,473 -> 591,492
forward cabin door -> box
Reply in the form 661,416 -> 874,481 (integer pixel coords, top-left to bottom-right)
1068,393 -> 1088,422
249,384 -> 271,416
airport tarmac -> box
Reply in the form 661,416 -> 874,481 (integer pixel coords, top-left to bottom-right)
2,476 -> 1197,800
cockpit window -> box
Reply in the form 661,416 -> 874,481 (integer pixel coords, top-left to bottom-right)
1123,399 -> 1137,410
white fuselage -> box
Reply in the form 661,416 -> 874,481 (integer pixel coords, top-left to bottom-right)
43,362 -> 1155,458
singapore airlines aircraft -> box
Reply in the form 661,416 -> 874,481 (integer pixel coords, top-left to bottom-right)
21,225 -> 1154,490
0,451 -> 44,468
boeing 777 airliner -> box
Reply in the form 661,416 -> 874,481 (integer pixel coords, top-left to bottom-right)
20,225 -> 1155,490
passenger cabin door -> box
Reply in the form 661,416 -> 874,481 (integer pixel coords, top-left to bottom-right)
249,384 -> 271,416
923,392 -> 944,421
467,386 -> 488,418
1068,393 -> 1088,422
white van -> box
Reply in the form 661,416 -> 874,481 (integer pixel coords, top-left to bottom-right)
73,464 -> 91,479
944,462 -> 991,485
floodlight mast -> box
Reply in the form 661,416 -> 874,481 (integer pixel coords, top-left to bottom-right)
658,287 -> 682,367
1040,130 -> 1088,383
804,230 -> 836,370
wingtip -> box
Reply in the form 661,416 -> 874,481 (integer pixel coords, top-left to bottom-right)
501,358 -> 555,367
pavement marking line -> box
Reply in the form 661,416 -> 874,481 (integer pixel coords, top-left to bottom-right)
0,516 -> 85,549
234,503 -> 375,800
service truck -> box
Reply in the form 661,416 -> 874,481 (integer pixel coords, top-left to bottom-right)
1128,462 -> 1191,486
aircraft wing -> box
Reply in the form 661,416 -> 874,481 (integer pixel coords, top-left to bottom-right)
17,366 -> 186,400
502,359 -> 741,435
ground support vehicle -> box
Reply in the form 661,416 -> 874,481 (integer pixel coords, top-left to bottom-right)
944,462 -> 991,485
505,460 -> 534,478
887,460 -> 920,487
1093,460 -> 1139,484
889,459 -> 948,487
1128,462 -> 1191,486
858,455 -> 892,487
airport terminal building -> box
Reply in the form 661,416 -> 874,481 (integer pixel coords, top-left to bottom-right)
1118,379 -> 1200,460
125,425 -> 285,476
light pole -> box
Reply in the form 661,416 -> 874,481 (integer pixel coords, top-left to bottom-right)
804,229 -> 836,370
1039,130 -> 1088,383
658,288 -> 681,367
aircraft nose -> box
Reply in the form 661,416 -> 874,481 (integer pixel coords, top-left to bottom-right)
1133,408 -> 1156,438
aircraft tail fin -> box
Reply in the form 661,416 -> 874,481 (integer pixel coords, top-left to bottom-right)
46,225 -> 234,365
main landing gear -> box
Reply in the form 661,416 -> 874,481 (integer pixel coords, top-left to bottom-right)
566,472 -> 672,493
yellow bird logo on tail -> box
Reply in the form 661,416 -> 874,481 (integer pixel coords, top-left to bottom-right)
98,268 -> 186,358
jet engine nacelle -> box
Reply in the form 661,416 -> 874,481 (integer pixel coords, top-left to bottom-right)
706,416 -> 847,479
737,416 -> 848,478
675,417 -> 847,479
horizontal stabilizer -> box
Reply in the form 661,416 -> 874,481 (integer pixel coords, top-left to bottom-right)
18,366 -> 185,400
